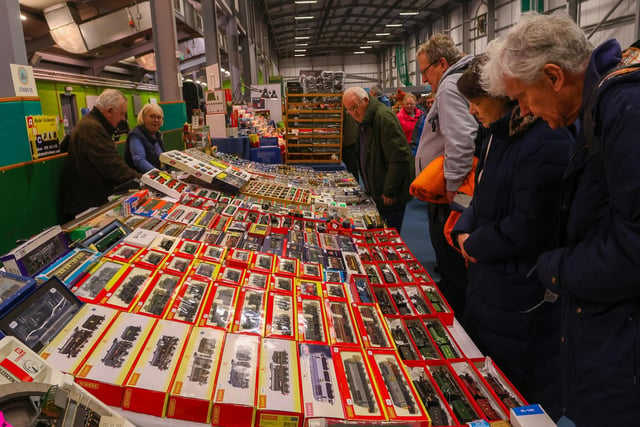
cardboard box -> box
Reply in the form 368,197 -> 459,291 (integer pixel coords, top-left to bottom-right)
332,347 -> 385,421
426,362 -> 483,425
266,291 -> 296,340
0,271 -> 36,314
98,265 -> 155,311
122,319 -> 192,416
244,270 -> 271,290
423,318 -> 464,360
298,297 -> 328,344
351,303 -> 393,349
71,259 -> 127,303
36,247 -> 101,288
0,225 -> 68,277
212,333 -> 261,426
198,283 -> 239,331
41,304 -> 119,375
407,365 -> 456,427
420,284 -> 454,326
75,312 -> 157,406
233,288 -> 267,335
384,317 -> 421,362
167,327 -> 226,423
346,274 -> 375,304
470,356 -> 527,412
450,360 -> 508,422
255,338 -> 303,426
324,299 -> 360,347
510,404 -> 556,427
132,270 -> 184,318
164,276 -> 211,324
403,316 -> 443,361
298,344 -> 345,422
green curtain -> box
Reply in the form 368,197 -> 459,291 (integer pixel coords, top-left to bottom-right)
396,45 -> 412,87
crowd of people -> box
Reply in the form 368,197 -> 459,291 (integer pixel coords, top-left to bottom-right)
60,12 -> 640,425
343,11 -> 640,427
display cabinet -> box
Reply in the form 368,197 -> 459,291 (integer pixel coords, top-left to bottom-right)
285,93 -> 343,164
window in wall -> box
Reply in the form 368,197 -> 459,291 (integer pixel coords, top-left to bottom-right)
174,0 -> 184,16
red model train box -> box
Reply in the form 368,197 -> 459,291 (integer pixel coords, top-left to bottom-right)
255,338 -> 303,426
212,333 -> 261,426
75,311 -> 156,406
265,291 -> 296,340
167,327 -> 226,423
298,343 -> 345,421
324,299 -> 360,348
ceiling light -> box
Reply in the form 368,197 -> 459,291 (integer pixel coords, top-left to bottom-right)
295,54 -> 305,57
295,36 -> 310,40
360,46 -> 372,49
385,23 -> 403,27
20,14 -> 27,21
295,49 -> 306,52
354,51 -> 365,54
366,40 -> 380,43
400,12 -> 420,15
375,33 -> 390,36
295,43 -> 308,46
294,16 -> 314,20
295,0 -> 317,3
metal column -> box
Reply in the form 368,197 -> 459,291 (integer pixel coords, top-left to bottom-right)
150,0 -> 182,101
201,0 -> 222,89
0,0 -> 28,97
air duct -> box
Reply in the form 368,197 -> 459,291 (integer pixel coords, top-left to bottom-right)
43,2 -> 88,54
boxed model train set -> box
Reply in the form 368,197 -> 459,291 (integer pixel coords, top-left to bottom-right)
0,149 -> 535,427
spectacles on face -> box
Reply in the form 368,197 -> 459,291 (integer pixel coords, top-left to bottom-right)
420,59 -> 440,78
346,101 -> 361,113
148,114 -> 163,121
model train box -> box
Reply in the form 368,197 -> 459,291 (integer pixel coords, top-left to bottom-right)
265,291 -> 296,340
190,259 -> 220,280
0,277 -> 82,353
407,366 -> 456,427
423,317 -> 464,360
298,344 -> 345,421
403,285 -> 434,316
167,327 -> 226,423
141,169 -> 190,199
71,259 -> 128,303
232,288 -> 267,335
297,278 -> 323,298
350,303 -> 393,350
75,311 -> 157,406
385,317 -> 421,363
164,276 -> 210,324
469,356 -> 527,414
0,270 -> 37,314
297,297 -> 329,345
98,265 -> 155,311
324,299 -> 360,348
420,283 -> 454,326
104,243 -> 144,263
198,283 -> 239,331
122,319 -> 191,416
331,347 -> 385,421
212,333 -> 261,426
426,362 -> 484,425
41,304 -> 119,375
450,360 -> 508,422
244,270 -> 271,291
1,225 -> 69,277
121,227 -> 160,248
402,316 -> 443,362
36,247 -> 101,288
255,338 -> 302,426
79,220 -> 131,254
365,349 -> 429,423
131,270 -> 184,318
346,275 -> 375,304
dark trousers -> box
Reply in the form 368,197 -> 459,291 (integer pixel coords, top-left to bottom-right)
379,202 -> 407,233
342,143 -> 360,182
426,202 -> 468,316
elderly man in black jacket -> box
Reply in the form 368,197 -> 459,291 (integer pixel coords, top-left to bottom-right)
62,89 -> 141,219
343,87 -> 414,231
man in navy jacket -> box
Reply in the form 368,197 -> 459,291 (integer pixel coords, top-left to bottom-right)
485,12 -> 640,427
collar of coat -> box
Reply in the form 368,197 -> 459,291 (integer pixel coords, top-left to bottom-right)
89,106 -> 117,135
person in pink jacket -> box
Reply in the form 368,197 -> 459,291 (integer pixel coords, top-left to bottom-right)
396,93 -> 423,144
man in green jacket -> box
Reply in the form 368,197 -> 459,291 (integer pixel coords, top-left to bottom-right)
343,87 -> 415,231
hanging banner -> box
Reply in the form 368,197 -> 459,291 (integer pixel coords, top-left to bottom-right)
25,115 -> 61,159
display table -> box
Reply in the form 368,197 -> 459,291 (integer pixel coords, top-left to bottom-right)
211,136 -> 251,159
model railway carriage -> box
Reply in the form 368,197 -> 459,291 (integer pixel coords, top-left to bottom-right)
378,360 -> 417,414
309,353 -> 335,404
343,357 -> 376,413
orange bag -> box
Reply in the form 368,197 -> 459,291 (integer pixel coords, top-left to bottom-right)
410,156 -> 478,203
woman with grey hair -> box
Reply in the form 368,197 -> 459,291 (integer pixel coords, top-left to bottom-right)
485,12 -> 640,427
125,103 -> 166,172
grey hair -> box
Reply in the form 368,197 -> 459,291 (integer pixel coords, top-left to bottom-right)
483,12 -> 593,96
370,84 -> 384,96
95,89 -> 126,110
137,103 -> 164,126
344,86 -> 369,101
417,34 -> 462,65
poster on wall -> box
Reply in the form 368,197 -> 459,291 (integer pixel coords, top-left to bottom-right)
25,115 -> 61,159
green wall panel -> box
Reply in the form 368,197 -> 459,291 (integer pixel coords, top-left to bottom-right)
0,100 -> 43,167
161,102 -> 187,131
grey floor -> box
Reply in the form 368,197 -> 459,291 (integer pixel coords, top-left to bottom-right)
400,198 -> 439,280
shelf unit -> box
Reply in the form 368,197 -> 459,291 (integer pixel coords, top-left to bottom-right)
285,92 -> 343,164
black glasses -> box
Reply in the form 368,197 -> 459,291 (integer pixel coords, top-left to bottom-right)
346,102 -> 361,113
421,59 -> 440,77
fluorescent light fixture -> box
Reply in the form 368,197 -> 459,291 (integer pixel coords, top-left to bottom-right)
375,33 -> 390,36
295,0 -> 317,3
295,36 -> 310,40
294,16 -> 314,20
385,23 -> 403,27
295,43 -> 309,46
354,51 -> 365,54
220,67 -> 226,72
366,40 -> 380,43
295,54 -> 305,57
294,49 -> 307,52
360,46 -> 373,49
20,14 -> 27,20
400,12 -> 420,15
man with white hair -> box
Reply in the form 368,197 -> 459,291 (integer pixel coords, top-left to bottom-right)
485,12 -> 640,426
343,86 -> 414,231
62,89 -> 140,218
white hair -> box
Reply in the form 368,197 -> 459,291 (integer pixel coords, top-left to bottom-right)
483,12 -> 593,96
344,86 -> 369,101
95,88 -> 126,110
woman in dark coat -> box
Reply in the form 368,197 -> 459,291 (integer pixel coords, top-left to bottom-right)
125,103 -> 166,172
451,56 -> 573,420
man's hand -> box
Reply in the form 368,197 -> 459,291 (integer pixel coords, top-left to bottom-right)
457,233 -> 477,264
382,195 -> 396,206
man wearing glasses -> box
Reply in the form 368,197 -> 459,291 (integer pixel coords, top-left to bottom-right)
62,89 -> 141,219
415,34 -> 478,317
343,87 -> 415,232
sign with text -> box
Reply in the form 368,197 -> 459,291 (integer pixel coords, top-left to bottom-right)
10,64 -> 38,97
26,115 -> 61,159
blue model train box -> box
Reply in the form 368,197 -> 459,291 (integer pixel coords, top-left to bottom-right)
36,247 -> 101,288
0,270 -> 37,314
